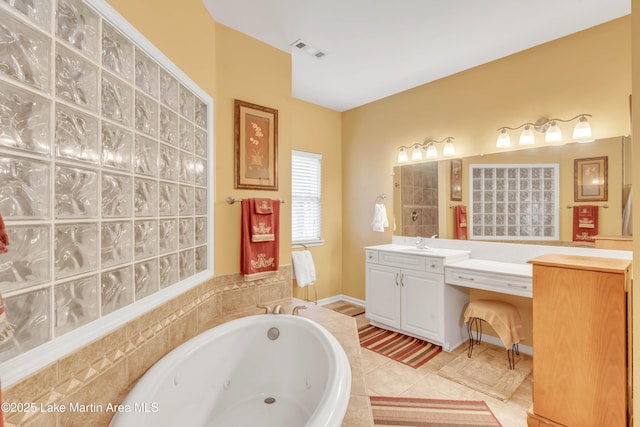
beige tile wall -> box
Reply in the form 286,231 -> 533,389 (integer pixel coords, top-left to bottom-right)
2,266 -> 292,427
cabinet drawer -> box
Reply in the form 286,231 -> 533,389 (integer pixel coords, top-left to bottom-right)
445,267 -> 532,297
365,250 -> 379,264
424,257 -> 443,274
378,251 -> 426,271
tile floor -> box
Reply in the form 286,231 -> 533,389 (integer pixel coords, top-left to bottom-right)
354,314 -> 532,427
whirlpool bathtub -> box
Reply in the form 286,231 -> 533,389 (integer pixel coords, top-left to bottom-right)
109,313 -> 352,427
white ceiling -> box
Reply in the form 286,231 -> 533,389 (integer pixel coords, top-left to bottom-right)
202,0 -> 630,112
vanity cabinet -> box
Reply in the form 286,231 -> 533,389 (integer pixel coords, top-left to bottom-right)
528,254 -> 631,427
365,247 -> 469,344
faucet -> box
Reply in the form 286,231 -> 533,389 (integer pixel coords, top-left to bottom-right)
416,236 -> 429,249
292,305 -> 307,316
430,234 -> 438,239
258,304 -> 307,315
257,304 -> 273,314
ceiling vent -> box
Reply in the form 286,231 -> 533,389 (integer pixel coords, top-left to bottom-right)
290,39 -> 326,59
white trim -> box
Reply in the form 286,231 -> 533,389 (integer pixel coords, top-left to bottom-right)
292,149 -> 322,160
292,239 -> 325,248
317,294 -> 365,307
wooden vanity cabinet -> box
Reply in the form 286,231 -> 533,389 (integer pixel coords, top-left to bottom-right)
528,254 -> 631,427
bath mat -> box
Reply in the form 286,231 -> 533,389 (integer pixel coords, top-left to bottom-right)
358,324 -> 441,369
327,301 -> 365,317
437,345 -> 532,402
370,396 -> 502,426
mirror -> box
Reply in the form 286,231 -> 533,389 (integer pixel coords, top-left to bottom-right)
393,136 -> 630,244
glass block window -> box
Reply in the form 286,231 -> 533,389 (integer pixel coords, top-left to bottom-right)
0,0 -> 213,376
469,164 -> 559,240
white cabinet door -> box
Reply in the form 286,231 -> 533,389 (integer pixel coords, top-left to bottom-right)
365,263 -> 401,329
401,270 -> 443,342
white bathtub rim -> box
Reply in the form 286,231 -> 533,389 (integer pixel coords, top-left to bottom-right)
110,314 -> 352,427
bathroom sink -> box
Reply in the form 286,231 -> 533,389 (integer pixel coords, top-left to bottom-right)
367,244 -> 471,261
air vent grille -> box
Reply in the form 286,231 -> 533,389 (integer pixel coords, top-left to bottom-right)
289,38 -> 326,59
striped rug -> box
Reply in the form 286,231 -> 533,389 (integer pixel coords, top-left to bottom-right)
370,396 -> 502,426
358,324 -> 442,369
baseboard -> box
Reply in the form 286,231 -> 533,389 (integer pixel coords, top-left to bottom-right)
479,334 -> 534,356
317,294 -> 365,307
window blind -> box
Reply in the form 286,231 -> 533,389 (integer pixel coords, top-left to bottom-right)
291,150 -> 322,243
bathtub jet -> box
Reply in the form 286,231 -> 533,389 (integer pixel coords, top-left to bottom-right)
109,314 -> 352,427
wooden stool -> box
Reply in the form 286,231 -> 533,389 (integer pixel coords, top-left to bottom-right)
464,300 -> 525,370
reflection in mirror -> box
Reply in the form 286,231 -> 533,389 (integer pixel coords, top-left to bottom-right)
392,162 -> 438,238
394,136 -> 630,245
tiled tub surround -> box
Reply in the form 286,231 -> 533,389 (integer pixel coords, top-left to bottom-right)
2,268 -> 295,427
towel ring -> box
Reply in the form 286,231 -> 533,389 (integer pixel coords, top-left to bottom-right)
375,194 -> 386,204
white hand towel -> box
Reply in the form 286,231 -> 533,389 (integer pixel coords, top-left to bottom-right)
292,250 -> 316,288
371,203 -> 389,232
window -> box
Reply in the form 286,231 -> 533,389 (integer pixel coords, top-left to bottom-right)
469,164 -> 559,240
292,150 -> 323,245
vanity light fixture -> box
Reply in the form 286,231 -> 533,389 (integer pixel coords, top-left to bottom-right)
397,137 -> 456,163
496,114 -> 593,148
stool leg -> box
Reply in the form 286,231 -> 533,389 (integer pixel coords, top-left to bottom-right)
467,318 -> 483,358
507,343 -> 519,370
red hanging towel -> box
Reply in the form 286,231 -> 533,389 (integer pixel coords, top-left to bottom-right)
454,205 -> 468,240
0,214 -> 10,427
572,205 -> 599,242
241,198 -> 280,278
250,198 -> 275,242
0,213 -> 8,254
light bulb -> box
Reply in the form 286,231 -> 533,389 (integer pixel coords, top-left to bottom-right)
496,129 -> 511,148
411,146 -> 423,161
573,116 -> 593,141
397,148 -> 408,163
426,144 -> 438,159
545,121 -> 562,143
443,139 -> 455,156
519,125 -> 535,145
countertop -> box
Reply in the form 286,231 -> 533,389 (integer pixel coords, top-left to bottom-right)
366,244 -> 470,259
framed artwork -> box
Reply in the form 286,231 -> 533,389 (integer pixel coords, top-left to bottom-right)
450,159 -> 462,201
234,99 -> 278,190
574,156 -> 608,202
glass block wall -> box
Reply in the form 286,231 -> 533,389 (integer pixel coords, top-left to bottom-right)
469,164 -> 559,240
0,0 -> 211,363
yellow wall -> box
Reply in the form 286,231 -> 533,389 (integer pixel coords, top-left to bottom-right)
342,17 -> 632,300
290,99 -> 343,300
213,23 -> 292,274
